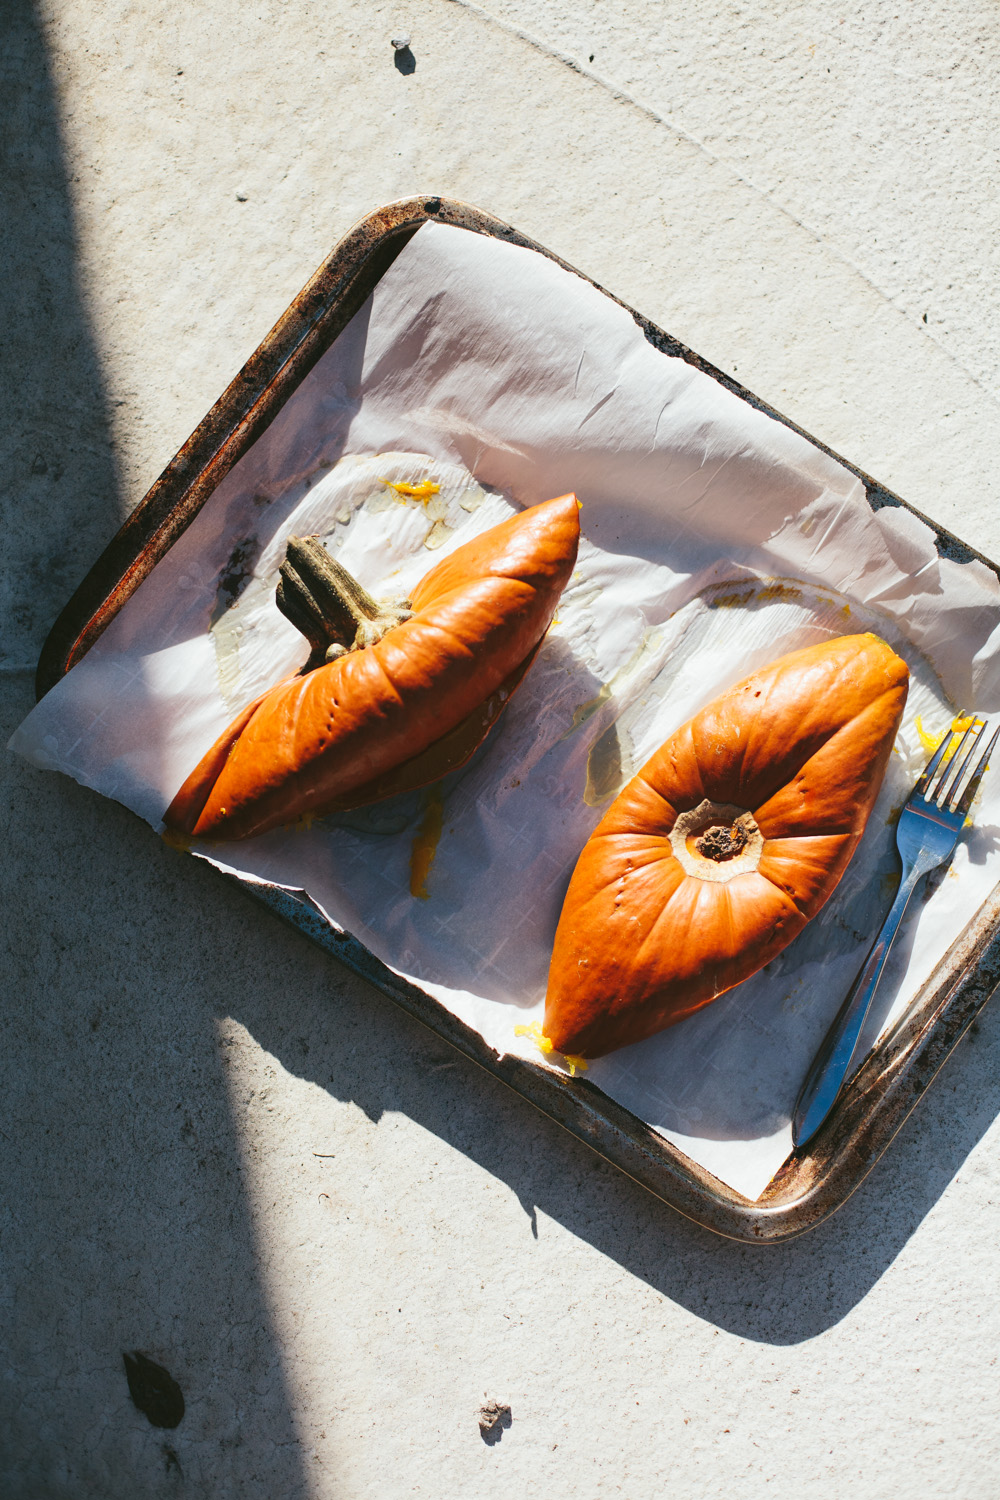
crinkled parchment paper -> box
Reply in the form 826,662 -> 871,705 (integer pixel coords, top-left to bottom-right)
12,223 -> 1000,1200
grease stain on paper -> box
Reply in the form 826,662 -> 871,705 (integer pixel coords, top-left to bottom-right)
704,578 -> 804,611
560,632 -> 663,744
410,785 -> 445,899
377,466 -> 471,547
422,495 -> 455,550
210,535 -> 263,703
584,721 -> 626,806
561,680 -> 613,739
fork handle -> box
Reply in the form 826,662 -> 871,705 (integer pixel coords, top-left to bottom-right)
792,861 -> 925,1149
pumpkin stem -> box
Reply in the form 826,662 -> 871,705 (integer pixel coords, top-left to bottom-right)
276,535 -> 413,670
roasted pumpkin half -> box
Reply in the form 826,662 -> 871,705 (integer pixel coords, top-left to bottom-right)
544,633 -> 909,1057
165,491 -> 580,841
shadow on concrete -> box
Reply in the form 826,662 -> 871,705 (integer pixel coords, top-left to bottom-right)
1,717 -> 315,1497
2,0 -> 120,670
216,869 -> 1000,1348
0,4 -> 309,1493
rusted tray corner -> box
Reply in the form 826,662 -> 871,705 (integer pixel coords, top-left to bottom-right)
37,195 -> 1000,1243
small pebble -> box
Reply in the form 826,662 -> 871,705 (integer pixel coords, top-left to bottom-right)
478,1398 -> 512,1444
390,32 -> 411,50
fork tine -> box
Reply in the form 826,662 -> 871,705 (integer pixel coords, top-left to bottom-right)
919,721 -> 975,804
937,721 -> 983,807
913,726 -> 956,797
955,724 -> 1000,817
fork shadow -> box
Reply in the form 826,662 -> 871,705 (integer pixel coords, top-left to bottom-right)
209,855 -> 1000,1346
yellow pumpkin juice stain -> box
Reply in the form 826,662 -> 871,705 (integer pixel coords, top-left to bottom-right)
409,786 -> 445,899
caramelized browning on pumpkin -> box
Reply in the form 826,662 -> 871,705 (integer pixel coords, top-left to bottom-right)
544,633 -> 909,1057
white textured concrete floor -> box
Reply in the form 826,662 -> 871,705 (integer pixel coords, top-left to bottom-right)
3,2 -> 1000,1495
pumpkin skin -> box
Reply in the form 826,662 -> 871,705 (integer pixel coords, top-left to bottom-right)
544,633 -> 909,1057
164,492 -> 580,841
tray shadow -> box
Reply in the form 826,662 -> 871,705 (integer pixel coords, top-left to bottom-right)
222,878 -> 1000,1347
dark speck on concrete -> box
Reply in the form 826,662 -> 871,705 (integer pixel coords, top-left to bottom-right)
478,1397 -> 512,1444
123,1351 -> 186,1429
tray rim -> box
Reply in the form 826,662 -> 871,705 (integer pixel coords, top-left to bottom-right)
36,194 -> 1000,1243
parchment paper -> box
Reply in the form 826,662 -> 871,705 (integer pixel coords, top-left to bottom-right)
12,222 -> 1000,1200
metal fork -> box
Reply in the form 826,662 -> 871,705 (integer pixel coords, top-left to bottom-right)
792,717 -> 999,1150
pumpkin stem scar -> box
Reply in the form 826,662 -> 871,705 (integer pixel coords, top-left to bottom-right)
669,800 -> 764,882
276,535 -> 414,671
695,821 -> 749,861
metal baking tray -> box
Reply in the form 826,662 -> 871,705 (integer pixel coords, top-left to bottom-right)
38,196 -> 1000,1242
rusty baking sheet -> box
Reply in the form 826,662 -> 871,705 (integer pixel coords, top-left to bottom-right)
37,196 -> 1000,1242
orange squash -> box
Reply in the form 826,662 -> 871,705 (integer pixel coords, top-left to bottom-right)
544,633 -> 909,1057
165,492 -> 580,841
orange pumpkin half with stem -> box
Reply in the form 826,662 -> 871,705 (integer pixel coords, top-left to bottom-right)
165,492 -> 580,841
544,633 -> 909,1058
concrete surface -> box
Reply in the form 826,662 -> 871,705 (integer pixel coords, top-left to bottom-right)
3,1 -> 1000,1495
